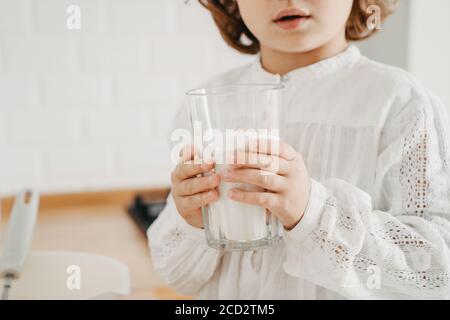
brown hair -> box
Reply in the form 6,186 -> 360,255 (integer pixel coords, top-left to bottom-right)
199,0 -> 399,54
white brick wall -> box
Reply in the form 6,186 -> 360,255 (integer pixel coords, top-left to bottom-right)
0,0 -> 251,196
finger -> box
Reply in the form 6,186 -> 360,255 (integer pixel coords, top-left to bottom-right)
227,151 -> 289,175
228,189 -> 281,211
175,174 -> 220,196
222,168 -> 286,192
180,189 -> 219,211
248,138 -> 297,161
173,162 -> 214,181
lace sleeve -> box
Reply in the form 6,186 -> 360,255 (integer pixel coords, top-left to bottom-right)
147,194 -> 222,295
282,92 -> 450,299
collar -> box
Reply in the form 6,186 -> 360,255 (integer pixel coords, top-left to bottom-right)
250,45 -> 362,84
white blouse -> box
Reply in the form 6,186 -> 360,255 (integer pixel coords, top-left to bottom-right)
148,45 -> 450,299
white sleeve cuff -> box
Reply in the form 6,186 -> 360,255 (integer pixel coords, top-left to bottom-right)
174,208 -> 206,241
283,179 -> 328,246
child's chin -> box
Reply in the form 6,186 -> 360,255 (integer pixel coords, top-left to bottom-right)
269,37 -> 320,54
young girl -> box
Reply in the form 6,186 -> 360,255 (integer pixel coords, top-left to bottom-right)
148,0 -> 450,299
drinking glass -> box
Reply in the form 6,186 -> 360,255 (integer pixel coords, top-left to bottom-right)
185,84 -> 284,251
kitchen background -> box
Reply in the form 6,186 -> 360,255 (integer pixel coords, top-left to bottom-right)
0,0 -> 449,197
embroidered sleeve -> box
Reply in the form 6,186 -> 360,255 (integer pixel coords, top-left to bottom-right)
283,93 -> 450,299
147,194 -> 222,295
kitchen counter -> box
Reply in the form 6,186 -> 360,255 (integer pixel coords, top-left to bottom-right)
0,189 -> 191,300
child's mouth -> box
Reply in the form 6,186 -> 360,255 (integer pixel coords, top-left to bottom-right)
273,8 -> 311,30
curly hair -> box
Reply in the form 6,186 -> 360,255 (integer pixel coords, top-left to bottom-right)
199,0 -> 399,54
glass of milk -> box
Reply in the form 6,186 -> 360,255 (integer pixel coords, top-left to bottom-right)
185,84 -> 284,251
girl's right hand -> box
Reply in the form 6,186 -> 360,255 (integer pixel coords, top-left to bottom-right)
171,146 -> 221,229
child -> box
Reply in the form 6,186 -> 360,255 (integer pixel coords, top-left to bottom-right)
148,0 -> 450,299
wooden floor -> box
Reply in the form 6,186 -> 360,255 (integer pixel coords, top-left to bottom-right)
0,190 -> 191,300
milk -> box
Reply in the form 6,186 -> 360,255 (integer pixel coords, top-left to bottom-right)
206,163 -> 268,241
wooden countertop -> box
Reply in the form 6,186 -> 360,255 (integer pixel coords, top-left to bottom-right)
0,189 -> 192,300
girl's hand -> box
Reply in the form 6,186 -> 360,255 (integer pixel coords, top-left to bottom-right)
171,145 -> 221,229
221,140 -> 311,231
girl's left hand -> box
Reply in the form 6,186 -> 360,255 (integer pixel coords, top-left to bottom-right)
221,140 -> 312,231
